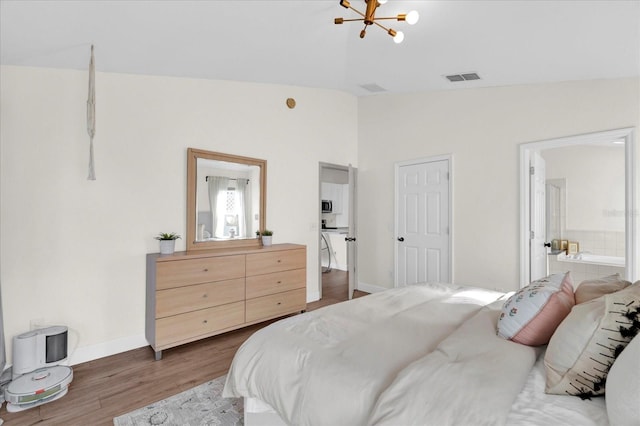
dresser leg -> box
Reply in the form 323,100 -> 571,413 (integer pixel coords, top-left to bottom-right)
154,350 -> 163,361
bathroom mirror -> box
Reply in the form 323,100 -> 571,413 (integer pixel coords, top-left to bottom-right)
187,148 -> 266,251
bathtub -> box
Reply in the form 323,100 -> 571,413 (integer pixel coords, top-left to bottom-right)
556,253 -> 625,267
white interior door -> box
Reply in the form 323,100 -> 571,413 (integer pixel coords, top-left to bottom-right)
346,164 -> 357,299
396,158 -> 451,286
530,151 -> 547,281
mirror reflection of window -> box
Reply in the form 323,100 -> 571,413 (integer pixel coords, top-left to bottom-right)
208,177 -> 251,239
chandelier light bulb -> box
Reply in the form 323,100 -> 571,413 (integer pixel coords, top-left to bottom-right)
378,0 -> 388,4
406,10 -> 419,25
393,31 -> 405,44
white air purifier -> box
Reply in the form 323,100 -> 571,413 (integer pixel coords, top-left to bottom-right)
5,326 -> 73,412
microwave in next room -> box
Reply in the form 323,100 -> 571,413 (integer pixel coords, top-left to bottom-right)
322,200 -> 332,213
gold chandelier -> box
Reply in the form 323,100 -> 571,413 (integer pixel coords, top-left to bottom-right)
334,0 -> 419,44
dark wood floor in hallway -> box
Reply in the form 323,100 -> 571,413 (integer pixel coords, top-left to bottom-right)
314,269 -> 368,309
0,271 -> 367,425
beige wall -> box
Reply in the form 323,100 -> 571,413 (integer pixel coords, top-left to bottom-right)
0,66 -> 358,364
357,78 -> 640,292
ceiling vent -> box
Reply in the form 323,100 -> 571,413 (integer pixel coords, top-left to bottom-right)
360,83 -> 387,93
445,72 -> 481,82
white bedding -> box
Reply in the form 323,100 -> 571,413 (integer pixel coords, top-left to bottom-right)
506,350 -> 608,426
223,283 -> 609,425
369,303 -> 538,425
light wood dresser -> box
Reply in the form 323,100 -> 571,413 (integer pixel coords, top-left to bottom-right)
146,243 -> 306,360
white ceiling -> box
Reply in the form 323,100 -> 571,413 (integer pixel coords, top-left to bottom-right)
1,0 -> 639,96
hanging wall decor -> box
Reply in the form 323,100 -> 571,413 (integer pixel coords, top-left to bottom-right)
87,45 -> 96,180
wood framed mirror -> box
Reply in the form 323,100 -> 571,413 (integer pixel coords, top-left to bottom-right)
187,148 -> 266,251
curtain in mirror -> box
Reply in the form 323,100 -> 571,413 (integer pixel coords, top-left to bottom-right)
208,176 -> 229,238
235,178 -> 252,238
207,176 -> 251,239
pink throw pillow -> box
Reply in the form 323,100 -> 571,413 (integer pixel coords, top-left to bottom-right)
498,272 -> 575,346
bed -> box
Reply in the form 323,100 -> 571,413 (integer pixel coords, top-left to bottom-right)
223,278 -> 640,426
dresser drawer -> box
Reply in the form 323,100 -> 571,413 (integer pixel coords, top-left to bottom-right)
156,255 -> 245,290
246,248 -> 306,276
156,301 -> 245,347
246,269 -> 305,299
245,288 -> 306,323
156,278 -> 245,318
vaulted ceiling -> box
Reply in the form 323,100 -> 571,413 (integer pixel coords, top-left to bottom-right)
1,1 -> 639,96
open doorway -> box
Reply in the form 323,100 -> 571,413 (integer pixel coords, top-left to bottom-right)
520,128 -> 637,287
319,163 -> 357,302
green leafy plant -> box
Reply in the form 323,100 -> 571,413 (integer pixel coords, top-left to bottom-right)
256,229 -> 273,236
155,232 -> 181,241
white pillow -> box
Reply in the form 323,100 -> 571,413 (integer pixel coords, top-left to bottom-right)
575,273 -> 631,304
545,282 -> 640,397
497,272 -> 575,346
606,335 -> 640,426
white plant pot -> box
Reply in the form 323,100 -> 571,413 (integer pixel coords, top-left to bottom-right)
159,239 -> 176,255
262,236 -> 272,247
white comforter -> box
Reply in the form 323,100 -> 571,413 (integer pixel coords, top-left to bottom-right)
223,283 -> 538,425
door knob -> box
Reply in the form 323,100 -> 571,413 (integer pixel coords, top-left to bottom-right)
397,237 -> 405,242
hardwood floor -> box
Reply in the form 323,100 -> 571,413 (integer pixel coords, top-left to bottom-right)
314,269 -> 367,309
0,271 -> 366,425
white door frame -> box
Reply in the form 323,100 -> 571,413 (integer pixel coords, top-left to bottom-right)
394,154 -> 453,287
347,164 -> 357,299
519,128 -> 637,287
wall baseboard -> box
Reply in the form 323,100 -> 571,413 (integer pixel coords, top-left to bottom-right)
307,290 -> 320,303
356,281 -> 388,294
69,334 -> 148,366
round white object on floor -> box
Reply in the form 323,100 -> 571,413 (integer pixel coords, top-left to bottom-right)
5,365 -> 73,412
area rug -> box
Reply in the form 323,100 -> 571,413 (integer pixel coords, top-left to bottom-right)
113,375 -> 243,426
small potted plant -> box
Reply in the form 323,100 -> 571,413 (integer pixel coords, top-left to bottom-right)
155,232 -> 181,255
257,229 -> 273,247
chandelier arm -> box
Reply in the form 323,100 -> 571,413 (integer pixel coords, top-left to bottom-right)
372,20 -> 392,33
359,23 -> 370,39
345,5 -> 366,19
339,18 -> 367,22
371,16 -> 402,21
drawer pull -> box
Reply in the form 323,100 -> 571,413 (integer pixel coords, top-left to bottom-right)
277,302 -> 282,305
203,319 -> 208,324
203,268 -> 209,272
277,259 -> 281,263
277,281 -> 282,284
202,293 -> 208,298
